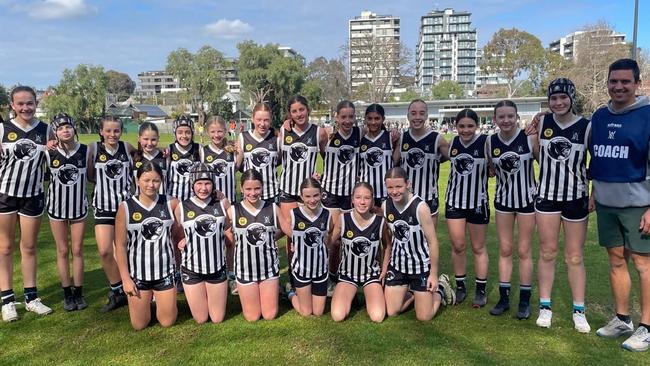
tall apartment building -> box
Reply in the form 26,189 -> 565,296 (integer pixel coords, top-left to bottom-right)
416,8 -> 477,94
475,48 -> 508,90
135,71 -> 180,98
549,29 -> 626,61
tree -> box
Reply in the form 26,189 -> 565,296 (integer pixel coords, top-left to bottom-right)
307,57 -> 350,115
300,80 -> 323,112
42,64 -> 108,132
0,84 -> 9,120
106,70 -> 135,102
431,80 -> 465,100
389,88 -> 422,103
166,46 -> 228,127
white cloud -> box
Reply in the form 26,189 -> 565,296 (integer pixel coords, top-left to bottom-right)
204,19 -> 253,39
19,0 -> 97,20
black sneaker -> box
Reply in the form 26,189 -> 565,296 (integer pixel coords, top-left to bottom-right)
472,292 -> 487,308
516,302 -> 531,320
455,288 -> 467,305
489,299 -> 510,315
75,296 -> 88,310
100,291 -> 127,313
63,295 -> 77,312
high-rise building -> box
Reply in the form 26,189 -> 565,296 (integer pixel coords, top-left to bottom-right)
416,8 -> 477,94
549,29 -> 626,61
135,71 -> 180,98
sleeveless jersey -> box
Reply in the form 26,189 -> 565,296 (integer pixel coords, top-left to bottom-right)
400,130 -> 441,201
233,201 -> 279,282
446,134 -> 489,209
240,130 -> 279,200
168,142 -> 199,201
489,129 -> 537,209
0,119 -> 48,197
202,144 -> 236,203
338,212 -> 384,283
46,144 -> 88,219
322,127 -> 360,196
359,130 -> 393,199
290,206 -> 330,280
385,196 -> 430,274
123,195 -> 175,281
93,141 -> 132,212
280,124 -> 320,196
179,197 -> 227,275
133,150 -> 167,195
537,114 -> 590,201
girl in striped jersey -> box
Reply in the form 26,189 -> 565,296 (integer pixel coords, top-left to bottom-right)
486,101 -> 538,319
533,78 -> 591,333
279,178 -> 332,316
444,109 -> 490,308
229,169 -> 282,321
394,99 -> 449,225
167,115 -> 200,202
330,182 -> 387,323
359,104 -> 395,212
46,113 -> 89,312
383,167 -> 454,321
132,122 -> 167,195
114,162 -> 180,330
175,164 -> 231,324
0,86 -> 53,321
88,117 -> 134,312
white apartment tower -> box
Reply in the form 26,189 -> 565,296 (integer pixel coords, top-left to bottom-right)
549,29 -> 626,61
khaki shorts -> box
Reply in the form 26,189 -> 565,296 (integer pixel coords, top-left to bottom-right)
596,203 -> 650,254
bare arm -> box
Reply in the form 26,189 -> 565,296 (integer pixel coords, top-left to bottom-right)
114,203 -> 137,296
87,142 -> 96,184
392,133 -> 402,166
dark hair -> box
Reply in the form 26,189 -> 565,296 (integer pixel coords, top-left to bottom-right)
608,58 -> 641,82
98,117 -> 123,144
10,86 -> 37,103
455,108 -> 479,126
133,122 -> 159,162
407,99 -> 427,113
365,103 -> 387,132
494,100 -> 518,115
330,100 -> 356,142
352,181 -> 374,198
299,177 -> 322,194
384,166 -> 408,181
286,95 -> 310,131
136,161 -> 164,181
240,169 -> 264,186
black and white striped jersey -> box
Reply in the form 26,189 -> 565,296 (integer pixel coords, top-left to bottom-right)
122,195 -> 175,281
279,125 -> 320,196
489,129 -> 537,209
290,206 -> 330,280
384,196 -> 430,274
0,119 -> 49,197
92,141 -> 132,212
133,150 -> 167,195
232,201 -> 279,282
321,127 -> 360,196
46,144 -> 88,219
179,197 -> 227,275
168,142 -> 199,201
400,130 -> 441,201
240,130 -> 279,200
446,134 -> 489,209
338,212 -> 384,283
359,130 -> 393,199
537,114 -> 590,201
202,144 -> 236,203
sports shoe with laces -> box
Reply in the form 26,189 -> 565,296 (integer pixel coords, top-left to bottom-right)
25,298 -> 52,315
100,291 -> 127,313
596,316 -> 634,338
622,326 -> 650,352
536,308 -> 552,328
75,296 -> 88,310
2,301 -> 19,322
573,312 -> 591,333
454,288 -> 467,305
489,298 -> 510,315
516,302 -> 531,320
472,291 -> 487,308
63,295 -> 77,312
438,274 -> 455,306
229,280 -> 239,296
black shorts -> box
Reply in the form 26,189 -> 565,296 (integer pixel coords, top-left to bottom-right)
384,265 -> 429,292
338,273 -> 380,288
133,274 -> 175,291
181,266 -> 227,285
535,196 -> 589,221
293,271 -> 328,296
445,201 -> 490,225
94,207 -> 117,225
426,198 -> 440,215
322,191 -> 352,211
494,201 -> 535,215
0,192 -> 45,217
279,191 -> 302,204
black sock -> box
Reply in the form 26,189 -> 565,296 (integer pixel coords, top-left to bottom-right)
455,275 -> 466,291
63,286 -> 73,298
498,282 -> 510,302
1,289 -> 15,305
616,313 -> 631,323
24,287 -> 37,303
110,281 -> 124,295
519,285 -> 532,305
475,278 -> 487,294
73,286 -> 83,299
640,323 -> 650,331
436,284 -> 445,300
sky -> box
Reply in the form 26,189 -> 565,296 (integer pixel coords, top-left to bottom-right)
1,0 -> 648,89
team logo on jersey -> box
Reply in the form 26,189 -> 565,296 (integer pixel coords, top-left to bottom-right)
393,220 -> 410,242
548,137 -> 572,161
99,154 -> 107,162
451,148 -> 458,156
7,132 -> 17,141
246,223 -> 268,247
175,159 -> 194,176
141,217 -> 165,241
132,212 -> 142,221
361,145 -> 368,152
351,237 -> 372,257
172,153 -> 179,161
499,151 -> 521,174
13,139 -> 38,161
52,159 -> 60,167
250,148 -> 271,167
57,164 -> 79,185
402,143 -> 409,150
206,155 -> 214,163
194,214 -> 218,238
285,136 -> 293,144
493,148 -> 501,157
105,160 -> 124,179
333,139 -> 341,147
387,213 -> 394,222
365,147 -> 384,167
297,222 -> 305,230
238,217 -> 247,226
453,153 -> 474,176
406,148 -> 425,168
337,145 -> 355,164
245,143 -> 253,151
187,211 -> 196,219
135,161 -> 143,169
303,227 -> 322,247
211,159 -> 228,177
289,143 -> 309,162
544,128 -> 553,138
346,230 -> 354,238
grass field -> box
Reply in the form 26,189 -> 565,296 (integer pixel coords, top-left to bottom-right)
0,132 -> 646,365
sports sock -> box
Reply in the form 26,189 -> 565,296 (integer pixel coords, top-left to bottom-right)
639,323 -> 650,331
539,298 -> 551,310
1,289 -> 15,305
455,275 -> 466,290
24,287 -> 38,303
616,313 -> 631,323
475,277 -> 487,294
498,282 -> 510,302
572,302 -> 585,314
110,281 -> 124,295
73,286 -> 83,299
63,286 -> 73,298
519,284 -> 532,305
436,284 -> 445,300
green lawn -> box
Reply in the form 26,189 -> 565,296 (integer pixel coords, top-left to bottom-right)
0,132 -> 646,365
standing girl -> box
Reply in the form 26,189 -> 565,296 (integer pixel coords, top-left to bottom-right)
132,122 -> 167,195
47,113 -> 89,311
202,116 -> 237,203
359,104 -> 394,212
168,115 -> 200,202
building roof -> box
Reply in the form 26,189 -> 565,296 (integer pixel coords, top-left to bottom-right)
132,104 -> 168,118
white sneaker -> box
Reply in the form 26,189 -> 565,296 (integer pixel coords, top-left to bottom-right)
229,280 -> 238,296
25,298 -> 52,315
2,301 -> 19,322
596,316 -> 634,338
438,274 -> 455,306
622,326 -> 650,352
536,309 -> 552,328
573,312 -> 591,333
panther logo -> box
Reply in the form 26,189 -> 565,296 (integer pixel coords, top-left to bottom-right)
13,139 -> 38,161
141,217 -> 164,241
337,145 -> 355,164
303,227 -> 322,248
365,147 -> 383,167
175,159 -> 194,176
250,148 -> 270,167
57,164 -> 79,185
351,237 -> 373,257
289,143 -> 309,163
406,148 -> 425,168
105,160 -> 124,179
392,220 -> 410,242
453,153 -> 474,176
194,214 -> 218,238
548,137 -> 572,161
211,159 -> 228,178
246,223 -> 268,247
499,151 -> 521,174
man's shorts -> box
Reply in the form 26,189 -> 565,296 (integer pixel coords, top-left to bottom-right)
322,191 -> 352,211
494,201 -> 535,215
445,201 -> 490,225
293,271 -> 328,296
596,202 -> 650,254
279,191 -> 302,204
0,192 -> 45,217
426,198 -> 440,216
181,266 -> 227,285
535,196 -> 589,221
384,265 -> 429,292
134,273 -> 175,291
